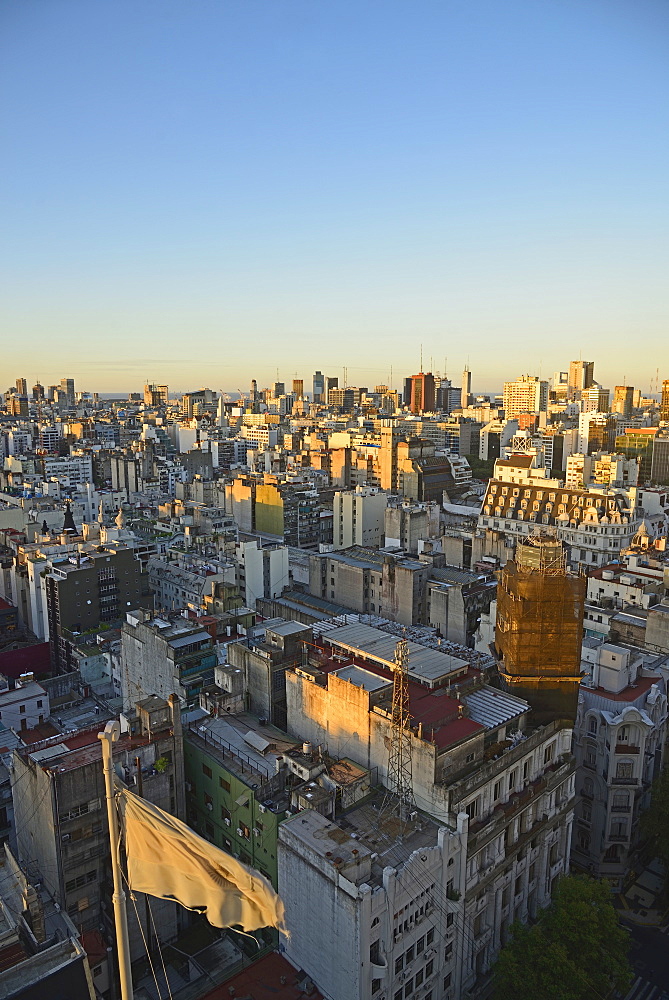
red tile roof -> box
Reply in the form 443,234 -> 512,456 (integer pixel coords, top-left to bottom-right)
593,674 -> 660,702
201,953 -> 323,1000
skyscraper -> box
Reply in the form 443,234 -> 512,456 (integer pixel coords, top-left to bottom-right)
292,378 -> 304,398
461,366 -> 471,410
660,379 -> 669,421
409,372 -> 435,414
312,371 -> 325,402
568,360 -> 595,393
612,385 -> 634,418
15,378 -> 27,396
60,377 -> 75,407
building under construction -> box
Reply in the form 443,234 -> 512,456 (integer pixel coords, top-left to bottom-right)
495,531 -> 586,724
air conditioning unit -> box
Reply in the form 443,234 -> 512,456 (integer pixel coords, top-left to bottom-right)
253,828 -> 261,837
206,802 -> 213,811
224,817 -> 231,826
236,828 -> 244,837
185,781 -> 192,792
61,834 -> 70,843
259,804 -> 267,814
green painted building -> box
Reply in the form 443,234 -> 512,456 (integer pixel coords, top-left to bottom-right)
615,428 -> 657,483
184,714 -> 293,888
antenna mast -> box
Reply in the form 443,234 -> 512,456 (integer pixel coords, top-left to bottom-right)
381,638 -> 416,828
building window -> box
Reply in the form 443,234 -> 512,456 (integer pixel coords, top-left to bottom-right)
426,928 -> 434,946
395,956 -> 403,975
219,777 -> 230,792
202,764 -> 212,779
543,744 -> 554,764
19,705 -> 25,714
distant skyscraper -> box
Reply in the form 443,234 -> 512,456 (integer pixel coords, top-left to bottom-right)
409,372 -> 436,414
250,379 -> 258,402
15,378 -> 27,396
32,382 -> 45,400
461,367 -> 471,410
568,360 -> 595,393
325,377 -> 338,404
292,379 -> 304,398
273,381 -> 285,398
612,385 -> 634,418
60,377 -> 75,407
313,371 -> 325,403
661,379 -> 669,422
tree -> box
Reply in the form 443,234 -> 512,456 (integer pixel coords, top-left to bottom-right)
639,765 -> 669,882
491,875 -> 632,1000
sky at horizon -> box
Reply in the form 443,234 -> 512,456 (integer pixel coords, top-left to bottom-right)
2,0 -> 668,394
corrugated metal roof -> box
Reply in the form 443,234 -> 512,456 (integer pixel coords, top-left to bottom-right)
323,623 -> 469,687
462,686 -> 529,728
167,630 -> 210,649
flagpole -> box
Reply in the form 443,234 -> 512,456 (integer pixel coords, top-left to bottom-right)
99,720 -> 134,1000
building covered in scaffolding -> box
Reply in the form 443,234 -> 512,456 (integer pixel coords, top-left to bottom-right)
495,531 -> 586,724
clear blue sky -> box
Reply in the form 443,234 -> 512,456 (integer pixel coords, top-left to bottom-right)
1,0 -> 668,394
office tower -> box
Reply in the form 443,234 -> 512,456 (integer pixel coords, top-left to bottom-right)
403,377 -> 412,407
502,374 -> 549,419
661,379 -> 669,422
273,381 -> 285,397
32,381 -> 44,400
568,360 -> 595,392
612,385 -> 634,418
461,366 -> 471,409
581,386 -> 610,412
249,378 -> 258,401
292,378 -> 304,398
325,376 -> 338,404
313,371 -> 325,402
60,377 -> 75,407
495,534 -> 586,723
15,378 -> 27,396
409,372 -> 436,414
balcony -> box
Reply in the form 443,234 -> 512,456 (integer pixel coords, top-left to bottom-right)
607,833 -> 629,843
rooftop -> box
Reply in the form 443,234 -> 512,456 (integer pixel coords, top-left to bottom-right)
316,622 -> 470,688
187,712 -> 299,786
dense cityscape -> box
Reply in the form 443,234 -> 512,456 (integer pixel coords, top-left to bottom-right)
0,364 -> 668,999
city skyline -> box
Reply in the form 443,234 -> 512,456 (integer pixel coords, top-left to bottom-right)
2,0 -> 669,389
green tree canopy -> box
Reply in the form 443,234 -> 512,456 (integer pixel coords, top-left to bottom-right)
640,764 -> 669,880
491,875 -> 632,1000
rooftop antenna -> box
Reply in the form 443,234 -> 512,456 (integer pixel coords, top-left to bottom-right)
420,344 -> 423,372
380,637 -> 417,833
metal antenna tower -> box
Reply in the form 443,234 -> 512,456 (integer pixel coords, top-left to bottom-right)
381,637 -> 416,828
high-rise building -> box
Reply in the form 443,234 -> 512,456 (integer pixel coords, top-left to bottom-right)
409,372 -> 436,413
495,533 -> 586,723
273,381 -> 285,397
581,385 -> 610,412
313,370 -> 325,402
325,376 -> 338,404
461,366 -> 471,409
60,377 -> 75,407
15,378 -> 27,396
502,374 -> 549,419
660,379 -> 669,421
292,378 -> 304,398
249,378 -> 258,401
32,381 -> 44,400
612,385 -> 635,418
143,382 -> 169,406
568,360 -> 595,392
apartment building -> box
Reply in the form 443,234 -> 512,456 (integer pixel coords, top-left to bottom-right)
333,486 -> 388,549
502,376 -> 548,420
11,696 -> 185,961
282,621 -> 575,998
120,610 -> 217,709
572,641 -> 668,889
